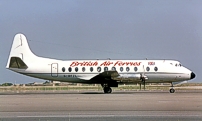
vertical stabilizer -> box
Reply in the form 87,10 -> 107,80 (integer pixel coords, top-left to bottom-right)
6,34 -> 37,68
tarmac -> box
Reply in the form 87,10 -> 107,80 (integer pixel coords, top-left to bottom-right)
0,90 -> 202,121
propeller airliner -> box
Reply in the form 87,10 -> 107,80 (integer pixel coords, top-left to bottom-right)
6,34 -> 196,93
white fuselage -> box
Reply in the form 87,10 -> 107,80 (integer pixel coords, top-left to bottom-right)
9,58 -> 192,84
7,34 -> 195,87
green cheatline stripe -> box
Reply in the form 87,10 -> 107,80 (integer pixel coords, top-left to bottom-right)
22,72 -> 185,74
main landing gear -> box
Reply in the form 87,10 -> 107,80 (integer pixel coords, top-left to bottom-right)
169,83 -> 175,93
104,87 -> 112,93
102,83 -> 112,93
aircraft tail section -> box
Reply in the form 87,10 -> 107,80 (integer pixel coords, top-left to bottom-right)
6,34 -> 37,69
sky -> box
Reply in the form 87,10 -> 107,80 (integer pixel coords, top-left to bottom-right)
0,0 -> 201,84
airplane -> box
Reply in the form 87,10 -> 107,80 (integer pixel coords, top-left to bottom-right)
6,34 -> 196,93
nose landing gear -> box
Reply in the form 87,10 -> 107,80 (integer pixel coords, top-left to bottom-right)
170,83 -> 175,93
169,88 -> 175,93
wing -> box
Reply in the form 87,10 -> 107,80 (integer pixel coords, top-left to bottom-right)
78,70 -> 119,83
98,70 -> 119,78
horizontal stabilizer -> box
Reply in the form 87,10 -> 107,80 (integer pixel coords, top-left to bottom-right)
9,57 -> 28,69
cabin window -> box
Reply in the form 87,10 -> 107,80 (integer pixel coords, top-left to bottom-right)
134,67 -> 138,72
62,67 -> 65,72
97,67 -> 101,72
126,67 -> 130,72
68,67 -> 72,72
154,67 -> 158,71
82,67 -> 85,72
120,67 -> 123,72
75,67 -> 78,72
146,67 -> 150,71
90,67 -> 93,72
104,67 -> 108,71
112,67 -> 116,71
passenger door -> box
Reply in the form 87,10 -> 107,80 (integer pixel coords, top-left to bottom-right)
51,63 -> 58,77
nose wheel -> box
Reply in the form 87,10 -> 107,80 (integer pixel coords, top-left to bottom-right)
169,88 -> 175,93
170,83 -> 175,93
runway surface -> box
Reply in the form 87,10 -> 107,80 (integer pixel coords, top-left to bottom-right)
0,90 -> 202,121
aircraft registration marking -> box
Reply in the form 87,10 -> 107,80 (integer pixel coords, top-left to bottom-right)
64,75 -> 77,78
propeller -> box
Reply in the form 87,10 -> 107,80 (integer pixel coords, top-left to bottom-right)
140,65 -> 148,90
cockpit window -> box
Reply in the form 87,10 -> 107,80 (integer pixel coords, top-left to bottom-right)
175,63 -> 182,67
171,62 -> 182,67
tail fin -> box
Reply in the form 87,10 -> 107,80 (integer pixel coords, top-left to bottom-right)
6,34 -> 37,69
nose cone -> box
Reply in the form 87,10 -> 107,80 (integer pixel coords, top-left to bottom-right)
190,72 -> 196,79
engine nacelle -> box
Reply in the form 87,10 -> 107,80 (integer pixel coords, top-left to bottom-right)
112,74 -> 141,82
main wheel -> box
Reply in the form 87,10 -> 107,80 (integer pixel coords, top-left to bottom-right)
169,88 -> 175,93
104,87 -> 112,93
